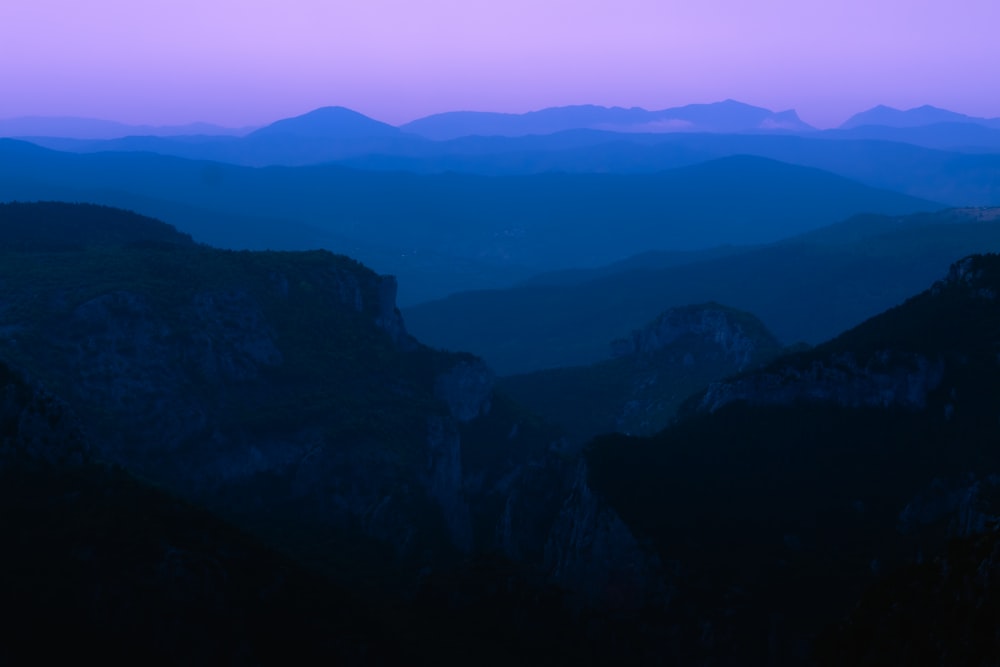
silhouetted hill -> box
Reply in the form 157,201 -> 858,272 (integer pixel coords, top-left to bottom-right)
0,201 -> 194,250
248,106 -> 402,139
18,108 -> 425,167
401,100 -> 812,140
841,104 -> 1000,130
585,253 -> 1000,662
404,208 -> 1000,374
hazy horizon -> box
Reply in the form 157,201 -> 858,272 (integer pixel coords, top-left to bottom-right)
3,0 -> 998,129
2,99 -> 999,133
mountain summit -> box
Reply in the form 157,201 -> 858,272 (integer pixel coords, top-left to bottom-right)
248,106 -> 402,139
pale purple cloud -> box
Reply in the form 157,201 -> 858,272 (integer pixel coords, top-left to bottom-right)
1,0 -> 997,128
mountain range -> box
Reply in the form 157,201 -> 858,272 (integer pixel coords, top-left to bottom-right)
399,99 -> 814,139
0,115 -> 256,139
7,201 -> 1000,663
0,139 -> 938,304
404,207 -> 1000,374
7,101 -> 999,144
840,104 -> 1000,130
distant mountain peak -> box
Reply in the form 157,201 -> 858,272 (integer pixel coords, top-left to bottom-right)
840,104 -> 998,130
249,106 -> 401,139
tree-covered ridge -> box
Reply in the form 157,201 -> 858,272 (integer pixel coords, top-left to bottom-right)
0,200 -> 194,251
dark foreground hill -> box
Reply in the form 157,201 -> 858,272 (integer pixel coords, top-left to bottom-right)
405,207 -> 1000,374
0,360 -> 400,665
585,253 -> 1000,663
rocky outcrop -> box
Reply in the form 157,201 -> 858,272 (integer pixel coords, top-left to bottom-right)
0,367 -> 88,468
501,303 -> 784,444
932,254 -> 1000,300
425,416 -> 473,552
492,449 -> 667,609
697,350 -> 945,414
612,303 -> 775,371
0,203 -> 681,627
374,275 -> 415,348
434,358 -> 494,423
542,460 -> 668,609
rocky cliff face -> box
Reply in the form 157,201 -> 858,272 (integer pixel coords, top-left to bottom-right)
0,364 -> 88,468
611,303 -> 774,371
0,203 -> 654,611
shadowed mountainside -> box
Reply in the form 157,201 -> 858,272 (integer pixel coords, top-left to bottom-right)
0,203 -> 672,652
0,359 -> 403,665
585,253 -> 1000,663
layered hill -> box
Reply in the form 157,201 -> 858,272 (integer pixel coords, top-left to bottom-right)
405,208 -> 1000,374
0,141 -> 938,304
14,103 -> 1000,212
0,115 -> 254,139
585,253 -> 1000,662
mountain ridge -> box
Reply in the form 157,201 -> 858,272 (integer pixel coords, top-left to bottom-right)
404,207 -> 1000,374
841,104 -> 1000,130
0,115 -> 255,139
401,99 -> 813,139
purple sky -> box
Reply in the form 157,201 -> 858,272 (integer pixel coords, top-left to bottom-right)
2,0 -> 998,128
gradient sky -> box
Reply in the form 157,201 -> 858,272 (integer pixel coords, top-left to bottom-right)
2,0 -> 998,129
